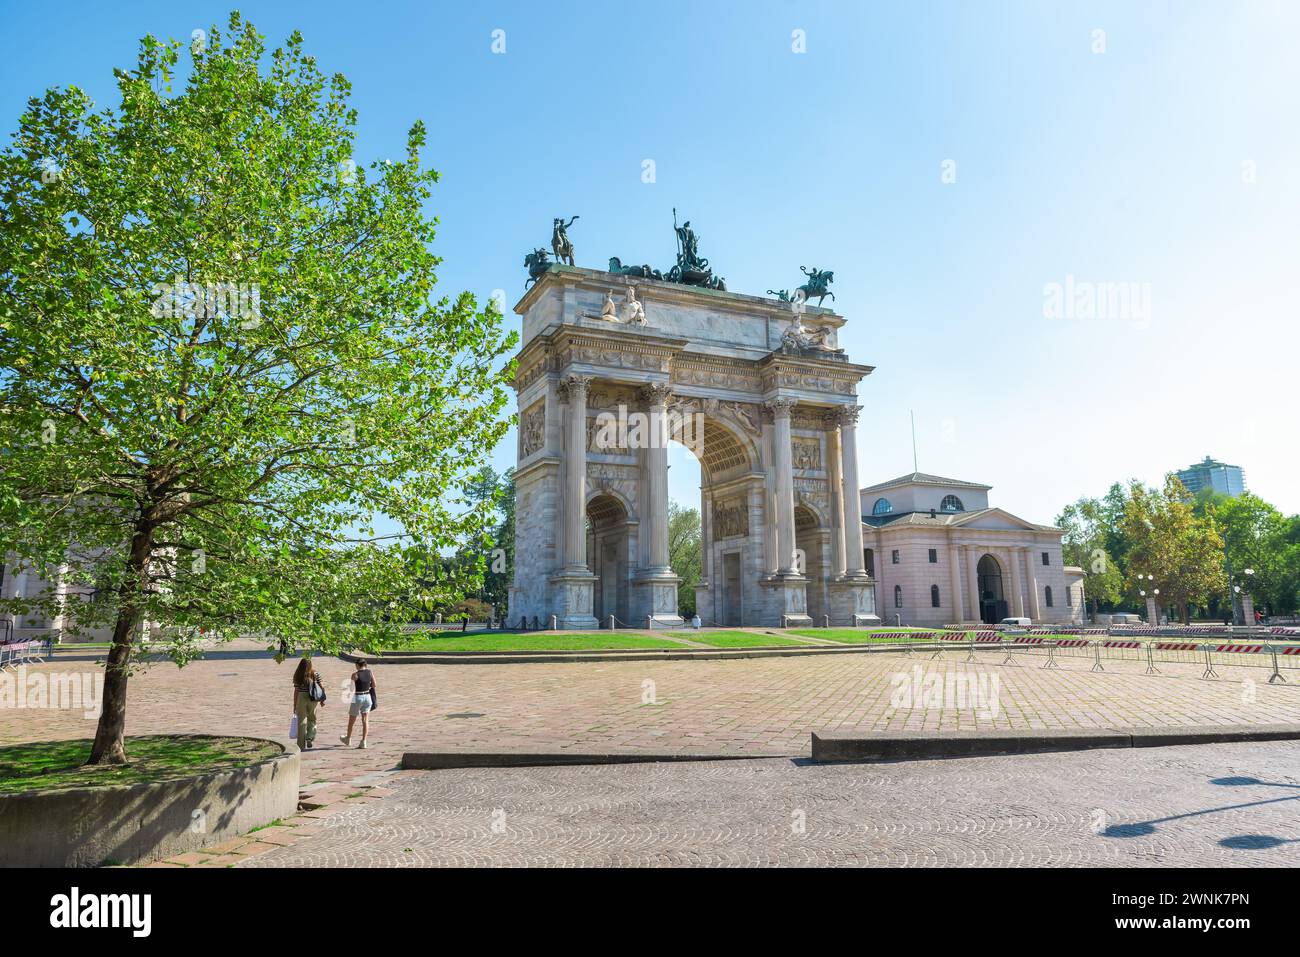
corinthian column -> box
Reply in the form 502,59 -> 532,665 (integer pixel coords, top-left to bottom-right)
1006,548 -> 1024,617
562,374 -> 592,572
640,383 -> 673,574
824,413 -> 846,579
838,405 -> 867,578
964,545 -> 981,621
1023,546 -> 1042,620
947,542 -> 963,623
768,397 -> 799,575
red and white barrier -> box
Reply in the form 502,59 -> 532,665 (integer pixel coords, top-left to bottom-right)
1215,644 -> 1265,654
1101,640 -> 1141,649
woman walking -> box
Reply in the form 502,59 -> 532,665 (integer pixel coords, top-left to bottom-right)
291,656 -> 325,750
340,658 -> 377,749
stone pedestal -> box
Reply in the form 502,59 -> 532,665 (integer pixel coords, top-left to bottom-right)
1145,596 -> 1159,625
633,571 -> 683,627
1241,593 -> 1255,626
550,572 -> 598,630
829,577 -> 880,625
694,581 -> 712,623
764,574 -> 813,627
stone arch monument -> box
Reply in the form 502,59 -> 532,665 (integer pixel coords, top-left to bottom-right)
509,255 -> 879,629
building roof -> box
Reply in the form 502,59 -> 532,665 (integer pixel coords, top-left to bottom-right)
1178,456 -> 1242,472
863,507 -> 1058,533
859,471 -> 993,494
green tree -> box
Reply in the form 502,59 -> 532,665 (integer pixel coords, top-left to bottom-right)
0,15 -> 515,764
1209,492 -> 1299,615
668,501 -> 701,618
1056,496 -> 1125,616
476,466 -> 514,615
1120,476 -> 1227,623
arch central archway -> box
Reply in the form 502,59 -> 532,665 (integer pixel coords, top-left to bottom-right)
669,409 -> 761,626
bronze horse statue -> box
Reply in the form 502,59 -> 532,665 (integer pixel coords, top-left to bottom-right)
769,266 -> 835,306
524,248 -> 552,288
552,215 -> 578,266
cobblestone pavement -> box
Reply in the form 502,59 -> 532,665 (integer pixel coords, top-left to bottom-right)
5,641 -> 1300,772
5,642 -> 1300,864
242,741 -> 1300,867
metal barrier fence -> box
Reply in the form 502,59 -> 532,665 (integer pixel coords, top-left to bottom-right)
0,638 -> 52,671
875,631 -> 1300,683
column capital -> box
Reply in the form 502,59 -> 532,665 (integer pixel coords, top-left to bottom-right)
561,374 -> 593,401
637,382 -> 672,408
833,404 -> 862,427
765,396 -> 798,419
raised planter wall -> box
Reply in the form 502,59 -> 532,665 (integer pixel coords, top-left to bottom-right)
0,736 -> 299,868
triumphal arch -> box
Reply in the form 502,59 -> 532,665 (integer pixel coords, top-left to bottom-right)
509,217 -> 879,629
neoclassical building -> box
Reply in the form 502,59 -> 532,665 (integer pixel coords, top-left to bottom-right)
509,262 -> 879,629
860,472 -> 1085,626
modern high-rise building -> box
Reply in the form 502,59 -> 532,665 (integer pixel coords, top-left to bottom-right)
1176,456 -> 1246,498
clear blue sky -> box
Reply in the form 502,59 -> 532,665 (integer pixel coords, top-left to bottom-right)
4,0 -> 1298,523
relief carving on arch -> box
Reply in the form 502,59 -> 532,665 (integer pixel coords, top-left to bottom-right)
713,498 -> 750,539
792,436 -> 821,471
520,400 -> 545,458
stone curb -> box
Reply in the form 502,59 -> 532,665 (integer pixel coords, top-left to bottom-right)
401,750 -> 777,770
343,642 -> 919,666
810,723 -> 1300,763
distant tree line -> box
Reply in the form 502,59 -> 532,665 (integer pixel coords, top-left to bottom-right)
1057,475 -> 1300,622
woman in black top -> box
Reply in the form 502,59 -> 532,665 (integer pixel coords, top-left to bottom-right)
339,658 -> 377,749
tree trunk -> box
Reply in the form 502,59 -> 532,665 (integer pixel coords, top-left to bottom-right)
87,521 -> 155,766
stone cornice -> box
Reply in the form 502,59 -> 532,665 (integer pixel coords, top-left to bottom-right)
514,322 -> 869,402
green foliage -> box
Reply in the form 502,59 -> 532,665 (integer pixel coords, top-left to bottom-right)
1207,492 -> 1300,614
1062,476 -> 1299,619
668,501 -> 701,617
1119,476 -> 1227,623
1056,496 -> 1125,613
0,14 -> 515,760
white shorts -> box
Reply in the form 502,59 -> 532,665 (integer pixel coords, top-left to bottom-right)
349,694 -> 373,717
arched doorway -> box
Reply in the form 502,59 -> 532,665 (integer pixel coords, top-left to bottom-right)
673,410 -> 761,625
976,554 -> 1007,624
587,492 -> 631,625
795,504 -> 826,624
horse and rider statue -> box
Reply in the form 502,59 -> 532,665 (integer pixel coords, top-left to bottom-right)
552,215 -> 578,266
523,215 -> 579,288
768,266 -> 835,307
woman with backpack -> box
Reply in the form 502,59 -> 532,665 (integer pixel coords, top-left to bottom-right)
291,656 -> 326,750
340,658 -> 377,749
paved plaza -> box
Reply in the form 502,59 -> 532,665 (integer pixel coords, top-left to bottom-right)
5,640 -> 1300,866
243,742 -> 1300,867
6,640 -> 1300,764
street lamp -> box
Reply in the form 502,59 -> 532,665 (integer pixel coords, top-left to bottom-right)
1235,568 -> 1258,625
1136,573 -> 1159,625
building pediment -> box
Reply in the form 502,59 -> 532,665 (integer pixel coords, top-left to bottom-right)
950,508 -> 1054,532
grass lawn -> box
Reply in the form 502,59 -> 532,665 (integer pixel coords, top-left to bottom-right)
376,632 -> 686,653
789,628 -> 948,644
668,630 -> 817,648
0,735 -> 281,794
